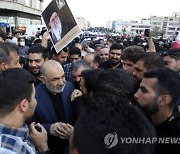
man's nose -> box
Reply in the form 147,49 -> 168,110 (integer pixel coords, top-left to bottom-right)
113,54 -> 117,58
134,91 -> 139,99
58,78 -> 65,85
32,61 -> 37,67
17,62 -> 22,68
76,77 -> 81,83
133,70 -> 137,76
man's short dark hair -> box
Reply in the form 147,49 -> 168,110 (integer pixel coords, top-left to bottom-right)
81,68 -> 103,95
0,42 -> 19,64
72,94 -> 155,154
110,43 -> 124,51
122,45 -> 145,63
13,31 -> 20,36
28,44 -> 49,59
161,48 -> 180,60
0,68 -> 36,115
136,52 -> 165,70
69,47 -> 81,57
74,37 -> 80,43
94,69 -> 135,100
51,46 -> 69,56
144,68 -> 180,107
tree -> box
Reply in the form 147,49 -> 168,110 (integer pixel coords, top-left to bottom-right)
151,26 -> 165,37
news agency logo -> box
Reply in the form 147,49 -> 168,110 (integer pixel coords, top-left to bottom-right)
120,137 -> 180,144
104,132 -> 118,149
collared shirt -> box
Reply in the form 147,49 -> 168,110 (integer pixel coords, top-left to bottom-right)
64,63 -> 72,82
0,123 -> 37,154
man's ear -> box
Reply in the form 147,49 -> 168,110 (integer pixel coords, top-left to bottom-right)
0,62 -> 8,70
158,95 -> 172,107
177,60 -> 180,70
40,76 -> 46,84
52,53 -> 57,60
19,99 -> 29,112
94,62 -> 99,69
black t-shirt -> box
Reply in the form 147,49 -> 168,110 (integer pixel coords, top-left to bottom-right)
154,116 -> 180,154
48,92 -> 66,123
99,60 -> 123,69
48,91 -> 68,154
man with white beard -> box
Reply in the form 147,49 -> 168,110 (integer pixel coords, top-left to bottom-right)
32,60 -> 75,154
49,12 -> 62,44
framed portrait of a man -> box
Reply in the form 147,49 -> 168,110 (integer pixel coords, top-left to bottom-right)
42,0 -> 81,53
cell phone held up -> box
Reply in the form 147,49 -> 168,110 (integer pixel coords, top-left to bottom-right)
144,29 -> 150,37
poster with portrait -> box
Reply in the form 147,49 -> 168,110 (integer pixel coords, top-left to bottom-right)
42,0 -> 81,53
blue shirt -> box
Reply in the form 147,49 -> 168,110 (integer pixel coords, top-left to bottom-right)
0,123 -> 37,154
64,63 -> 72,82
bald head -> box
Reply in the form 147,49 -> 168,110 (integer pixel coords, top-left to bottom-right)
40,60 -> 66,94
40,60 -> 63,77
84,53 -> 94,63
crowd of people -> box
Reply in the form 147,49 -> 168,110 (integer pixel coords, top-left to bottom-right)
0,26 -> 180,154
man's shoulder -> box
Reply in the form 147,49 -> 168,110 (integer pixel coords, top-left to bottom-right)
156,116 -> 180,137
35,83 -> 48,96
99,60 -> 110,69
0,134 -> 35,154
64,81 -> 74,91
36,82 -> 45,91
64,63 -> 72,69
0,124 -> 36,154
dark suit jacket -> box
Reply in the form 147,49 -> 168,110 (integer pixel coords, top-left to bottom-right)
34,81 -> 75,133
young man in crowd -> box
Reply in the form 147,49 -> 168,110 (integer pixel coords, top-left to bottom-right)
70,93 -> 155,154
134,68 -> 180,154
0,68 -> 49,153
161,48 -> 180,74
28,44 -> 49,86
99,43 -> 124,69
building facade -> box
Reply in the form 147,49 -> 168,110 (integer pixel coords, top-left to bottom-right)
0,0 -> 44,33
106,12 -> 180,37
149,15 -> 180,36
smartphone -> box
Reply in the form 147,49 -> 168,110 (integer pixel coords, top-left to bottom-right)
144,29 -> 150,37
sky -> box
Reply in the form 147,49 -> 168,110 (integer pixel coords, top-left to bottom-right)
44,0 -> 180,27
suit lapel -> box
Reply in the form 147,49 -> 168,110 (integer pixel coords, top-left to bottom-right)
41,84 -> 57,122
62,83 -> 72,122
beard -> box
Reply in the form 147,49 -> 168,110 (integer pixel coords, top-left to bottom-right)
141,96 -> 159,116
51,21 -> 62,40
45,81 -> 65,94
110,58 -> 120,66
